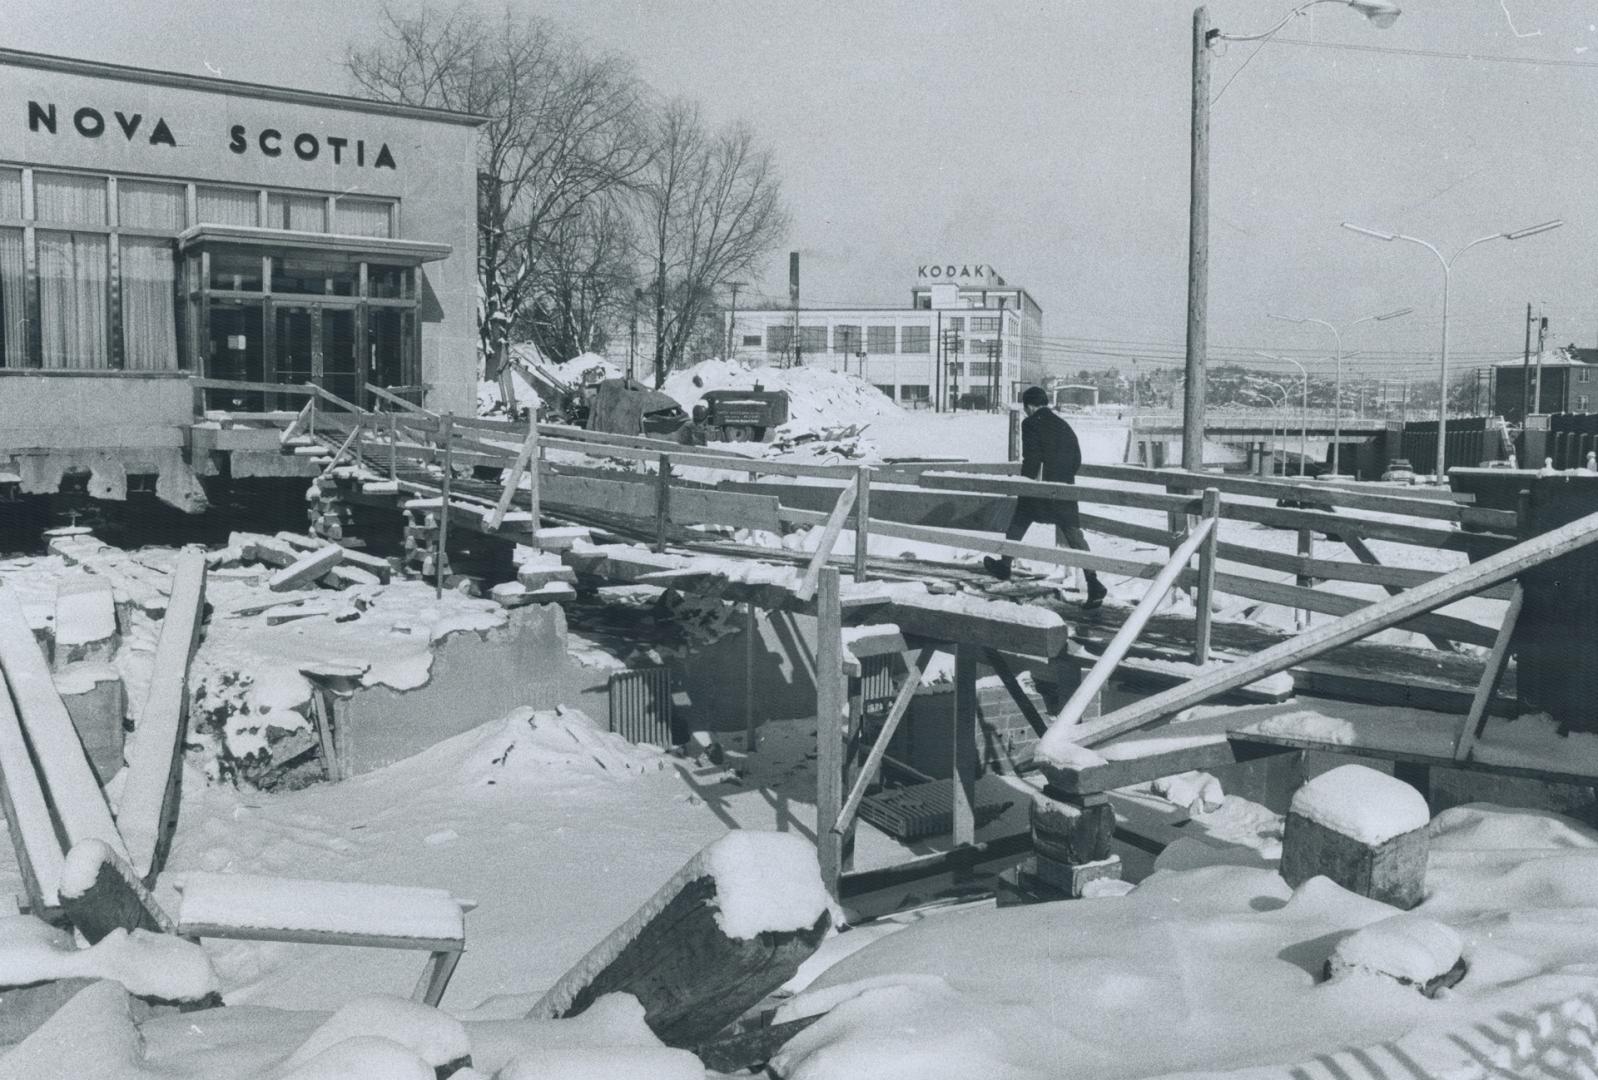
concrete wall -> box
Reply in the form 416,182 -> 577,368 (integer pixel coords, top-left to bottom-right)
338,604 -> 612,773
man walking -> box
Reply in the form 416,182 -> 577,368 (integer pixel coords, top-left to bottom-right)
984,386 -> 1108,609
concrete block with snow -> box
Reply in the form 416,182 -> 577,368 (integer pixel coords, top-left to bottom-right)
1280,764 -> 1430,910
1325,911 -> 1465,995
52,577 -> 117,667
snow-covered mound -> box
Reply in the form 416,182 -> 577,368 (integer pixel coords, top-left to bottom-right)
661,358 -> 899,434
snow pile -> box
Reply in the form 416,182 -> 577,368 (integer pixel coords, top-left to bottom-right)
279,1036 -> 434,1080
1327,912 -> 1463,987
460,706 -> 671,781
704,829 -> 833,939
661,357 -> 899,435
546,351 -> 619,384
1289,764 -> 1430,844
0,915 -> 218,1001
468,993 -> 667,1074
1150,770 -> 1224,815
283,994 -> 470,1072
0,980 -> 145,1078
174,873 -> 464,942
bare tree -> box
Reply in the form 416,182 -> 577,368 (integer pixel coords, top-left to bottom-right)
638,100 -> 788,387
346,4 -> 652,372
520,196 -> 636,361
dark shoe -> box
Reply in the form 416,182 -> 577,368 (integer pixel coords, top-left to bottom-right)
983,556 -> 1011,581
1081,582 -> 1107,611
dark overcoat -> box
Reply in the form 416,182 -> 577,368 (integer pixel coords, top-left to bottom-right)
1017,406 -> 1084,527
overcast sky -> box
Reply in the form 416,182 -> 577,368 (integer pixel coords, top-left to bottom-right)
7,0 -> 1596,383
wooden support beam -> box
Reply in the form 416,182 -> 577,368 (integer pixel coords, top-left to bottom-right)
319,422 -> 364,478
815,567 -> 845,898
744,603 -> 757,754
654,454 -> 671,554
116,548 -> 206,880
58,839 -> 175,944
436,412 -> 453,598
0,588 -> 129,865
853,466 -> 872,584
279,397 -> 313,445
835,647 -> 935,838
952,644 -> 980,846
267,544 -> 343,593
918,472 -> 1203,515
1041,504 -> 1598,757
364,382 -> 433,414
985,648 -> 1049,738
796,484 -> 859,603
0,660 -> 64,915
1296,527 -> 1313,631
1195,487 -> 1219,663
1454,584 -> 1524,763
487,422 -> 539,533
1054,518 -> 1214,730
1339,532 -> 1458,653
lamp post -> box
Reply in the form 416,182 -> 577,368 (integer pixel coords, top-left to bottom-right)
1342,219 -> 1564,482
1184,0 -> 1401,473
1268,307 -> 1412,477
1256,351 -> 1310,476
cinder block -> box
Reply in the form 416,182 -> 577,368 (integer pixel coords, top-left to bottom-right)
1030,794 -> 1115,865
1280,766 -> 1430,910
1029,854 -> 1122,897
53,662 -> 126,784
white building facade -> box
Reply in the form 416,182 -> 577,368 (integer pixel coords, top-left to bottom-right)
726,263 -> 1044,410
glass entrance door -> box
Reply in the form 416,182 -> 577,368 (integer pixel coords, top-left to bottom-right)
275,305 -> 314,388
273,303 -> 360,408
321,307 -> 358,407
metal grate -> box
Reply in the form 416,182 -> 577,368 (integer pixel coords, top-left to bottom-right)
857,781 -> 1012,841
609,667 -> 674,747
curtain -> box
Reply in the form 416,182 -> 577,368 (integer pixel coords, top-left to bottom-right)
334,197 -> 392,238
269,193 -> 326,232
0,169 -> 21,220
38,231 -> 109,369
34,172 -> 107,226
118,180 -> 186,231
197,186 -> 257,226
121,238 -> 177,371
0,228 -> 27,367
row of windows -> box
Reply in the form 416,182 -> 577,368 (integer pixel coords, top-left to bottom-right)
751,323 -> 1016,356
0,167 -> 395,238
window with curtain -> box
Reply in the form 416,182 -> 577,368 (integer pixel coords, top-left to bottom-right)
0,227 -> 27,367
198,185 -> 258,226
0,169 -> 21,220
121,238 -> 178,371
34,172 -> 107,226
267,193 -> 327,232
37,231 -> 109,369
334,197 -> 392,238
118,180 -> 186,232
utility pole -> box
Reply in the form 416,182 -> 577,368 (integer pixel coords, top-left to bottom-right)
1183,5 -> 1211,472
1520,302 -> 1533,422
1533,312 -> 1548,414
725,281 -> 745,361
628,288 -> 640,382
1401,377 -> 1408,423
988,338 -> 1000,409
789,252 -> 801,369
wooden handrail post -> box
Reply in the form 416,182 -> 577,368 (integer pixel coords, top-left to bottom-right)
1453,583 -> 1525,762
815,567 -> 845,900
834,647 -> 936,838
1194,487 -> 1220,663
795,482 -> 859,602
654,453 -> 672,553
308,390 -> 317,439
853,466 -> 872,583
1295,527 -> 1312,630
488,422 -> 540,534
436,412 -> 454,599
388,410 -> 398,483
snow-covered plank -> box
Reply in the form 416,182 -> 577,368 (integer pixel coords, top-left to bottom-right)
115,548 -> 206,879
0,586 -> 128,865
528,831 -> 831,1047
176,872 -> 467,949
58,838 -> 175,943
268,544 -> 344,592
882,584 -> 1069,659
0,664 -> 66,913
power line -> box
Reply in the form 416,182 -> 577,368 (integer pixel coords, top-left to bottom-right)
1269,36 -> 1598,71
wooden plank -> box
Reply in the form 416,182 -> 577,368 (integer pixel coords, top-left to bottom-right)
836,648 -> 935,836
58,839 -> 174,944
796,483 -> 859,603
854,466 -> 872,583
1041,504 -> 1598,758
527,835 -> 831,1047
1056,519 -> 1214,729
115,549 -> 206,879
0,664 -> 65,914
1202,567 -> 1495,647
1340,532 -> 1457,652
364,382 -> 433,414
1454,584 -> 1524,762
883,587 -> 1069,659
437,413 -> 454,598
0,587 -> 129,864
1077,461 -> 1478,516
488,422 -> 539,533
190,376 -> 316,397
268,545 -> 343,593
541,469 -> 783,532
538,433 -> 860,479
952,644 -> 979,846
816,568 -> 845,896
919,472 -> 1202,515
1195,488 -> 1219,663
1221,499 -> 1507,553
654,454 -> 671,553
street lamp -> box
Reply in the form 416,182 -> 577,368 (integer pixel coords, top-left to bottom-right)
1342,218 -> 1564,482
1256,351 -> 1311,476
1267,306 -> 1412,477
1183,0 -> 1401,473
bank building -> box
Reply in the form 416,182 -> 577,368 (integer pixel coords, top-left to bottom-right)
0,48 -> 481,513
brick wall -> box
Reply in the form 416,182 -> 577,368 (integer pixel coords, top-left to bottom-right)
882,676 -> 1051,778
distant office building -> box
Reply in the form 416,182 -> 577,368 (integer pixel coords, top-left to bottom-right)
1494,347 -> 1598,423
726,263 -> 1044,410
